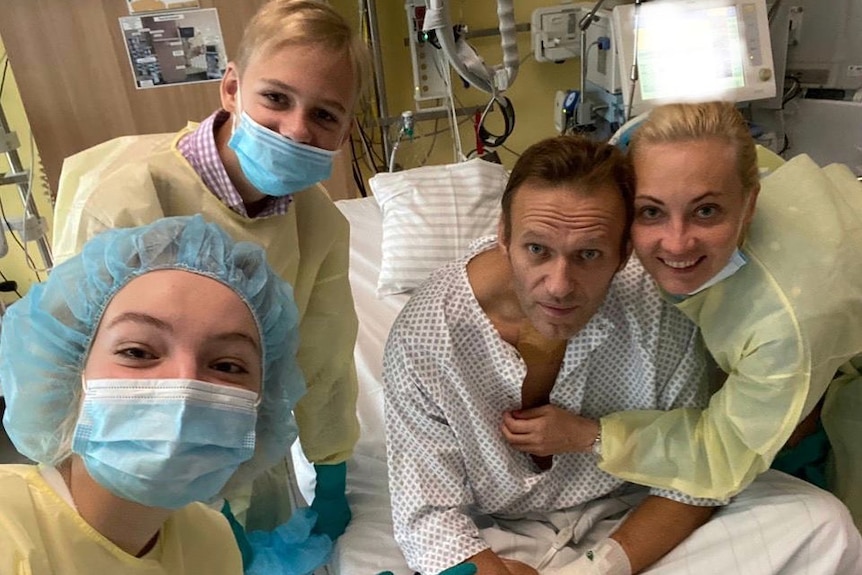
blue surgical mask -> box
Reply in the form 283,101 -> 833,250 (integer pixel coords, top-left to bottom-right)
72,378 -> 258,510
228,109 -> 338,197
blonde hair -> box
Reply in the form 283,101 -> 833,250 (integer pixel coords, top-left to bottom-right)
235,0 -> 371,99
629,101 -> 759,194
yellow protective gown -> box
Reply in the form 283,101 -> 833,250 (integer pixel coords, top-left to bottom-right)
51,127 -> 359,529
599,155 -> 862,516
0,465 -> 242,574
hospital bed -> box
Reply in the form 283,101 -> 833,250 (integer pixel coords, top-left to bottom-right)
292,158 -> 510,574
293,156 -> 852,574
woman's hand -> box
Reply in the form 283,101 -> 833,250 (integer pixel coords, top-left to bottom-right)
502,406 -> 600,456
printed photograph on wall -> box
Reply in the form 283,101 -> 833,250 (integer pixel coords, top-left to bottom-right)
127,0 -> 201,15
119,8 -> 227,89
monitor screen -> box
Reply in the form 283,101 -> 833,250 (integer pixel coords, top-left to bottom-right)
613,0 -> 776,119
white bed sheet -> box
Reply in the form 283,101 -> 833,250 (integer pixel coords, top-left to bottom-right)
293,196 -> 413,575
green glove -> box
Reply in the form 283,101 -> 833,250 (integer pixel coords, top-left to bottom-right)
375,563 -> 477,575
311,462 -> 351,540
220,500 -> 254,570
440,564 -> 478,575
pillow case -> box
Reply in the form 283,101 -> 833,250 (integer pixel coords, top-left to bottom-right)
369,158 -> 509,296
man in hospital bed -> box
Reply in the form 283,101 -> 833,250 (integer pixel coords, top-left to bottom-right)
382,136 -> 861,575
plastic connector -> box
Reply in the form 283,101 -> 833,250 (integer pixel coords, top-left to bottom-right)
400,110 -> 414,139
597,36 -> 611,50
0,130 -> 21,154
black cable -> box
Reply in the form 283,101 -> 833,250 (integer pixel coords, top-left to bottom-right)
478,96 -> 516,148
356,120 -> 386,167
778,133 -> 790,155
501,143 -> 521,158
348,133 -> 368,197
782,76 -> 802,106
0,267 -> 22,298
0,58 -> 9,99
415,118 -> 441,167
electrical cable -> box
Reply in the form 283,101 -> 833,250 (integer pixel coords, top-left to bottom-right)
348,133 -> 368,197
0,57 -> 9,99
782,76 -> 802,106
415,118 -> 441,167
355,118 -> 385,171
477,93 -> 515,148
0,267 -> 22,298
501,143 -> 521,158
778,133 -> 790,155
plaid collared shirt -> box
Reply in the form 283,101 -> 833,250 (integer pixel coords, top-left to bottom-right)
177,109 -> 290,218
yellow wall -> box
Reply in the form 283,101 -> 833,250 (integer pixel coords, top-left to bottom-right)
342,1 -> 582,172
0,34 -> 52,304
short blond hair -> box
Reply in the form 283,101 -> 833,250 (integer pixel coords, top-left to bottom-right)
629,101 -> 759,194
235,0 -> 371,100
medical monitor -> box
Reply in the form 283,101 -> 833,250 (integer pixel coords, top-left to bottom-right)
612,0 -> 776,119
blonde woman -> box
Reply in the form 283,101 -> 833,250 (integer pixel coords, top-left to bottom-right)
566,101 -> 862,531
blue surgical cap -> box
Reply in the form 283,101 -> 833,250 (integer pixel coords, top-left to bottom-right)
0,215 -> 305,492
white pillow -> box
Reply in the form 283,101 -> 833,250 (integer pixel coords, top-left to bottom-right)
370,158 -> 509,296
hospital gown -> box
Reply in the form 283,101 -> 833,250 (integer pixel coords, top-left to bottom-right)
51,126 -> 359,529
383,237 -> 720,575
0,464 -> 242,574
599,155 -> 862,522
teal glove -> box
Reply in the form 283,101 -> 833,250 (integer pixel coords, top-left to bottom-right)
310,462 -> 351,540
440,564 -> 477,575
375,564 -> 476,575
221,500 -> 254,570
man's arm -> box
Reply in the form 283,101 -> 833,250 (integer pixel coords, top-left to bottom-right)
548,495 -> 716,575
465,550 -> 539,575
610,496 -> 714,573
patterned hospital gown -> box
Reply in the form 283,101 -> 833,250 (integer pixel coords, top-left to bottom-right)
383,237 -> 721,575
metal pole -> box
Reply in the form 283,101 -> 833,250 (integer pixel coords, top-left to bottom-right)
364,0 -> 392,166
0,102 -> 52,269
576,0 -> 609,126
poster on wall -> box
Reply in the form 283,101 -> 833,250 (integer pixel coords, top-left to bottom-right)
119,8 -> 228,89
127,0 -> 201,15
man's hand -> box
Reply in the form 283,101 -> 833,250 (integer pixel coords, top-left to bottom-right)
502,405 -> 599,456
501,558 -> 540,575
467,549 -> 540,575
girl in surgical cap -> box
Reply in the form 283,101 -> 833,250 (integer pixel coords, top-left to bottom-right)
0,215 -> 315,573
566,101 -> 862,532
53,0 -> 368,538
